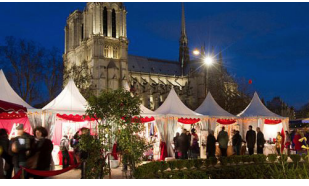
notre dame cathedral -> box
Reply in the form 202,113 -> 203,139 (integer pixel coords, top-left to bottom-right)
63,2 -> 238,111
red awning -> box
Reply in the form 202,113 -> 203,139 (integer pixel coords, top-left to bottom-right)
178,118 -> 200,125
217,119 -> 237,125
264,119 -> 282,124
56,114 -> 96,122
122,116 -> 155,123
0,100 -> 27,113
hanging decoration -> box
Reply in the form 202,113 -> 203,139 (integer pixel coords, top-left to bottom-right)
0,112 -> 27,119
178,117 -> 200,124
56,114 -> 96,122
248,79 -> 253,84
264,119 -> 282,124
122,116 -> 155,123
217,119 -> 237,125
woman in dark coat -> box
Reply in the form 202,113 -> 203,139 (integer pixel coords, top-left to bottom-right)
32,127 -> 53,178
206,130 -> 216,158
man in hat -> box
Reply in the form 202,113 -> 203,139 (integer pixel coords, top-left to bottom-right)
9,124 -> 34,175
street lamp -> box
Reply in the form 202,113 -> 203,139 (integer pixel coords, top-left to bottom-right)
192,49 -> 215,96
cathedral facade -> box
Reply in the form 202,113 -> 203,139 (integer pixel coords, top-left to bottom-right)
63,2 -> 237,111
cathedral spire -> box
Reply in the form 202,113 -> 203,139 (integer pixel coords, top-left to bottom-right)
179,2 -> 190,76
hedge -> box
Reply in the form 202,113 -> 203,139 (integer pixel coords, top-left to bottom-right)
134,154 -> 309,179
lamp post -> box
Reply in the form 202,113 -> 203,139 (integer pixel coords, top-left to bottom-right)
192,48 -> 215,96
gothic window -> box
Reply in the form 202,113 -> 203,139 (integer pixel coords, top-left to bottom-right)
104,45 -> 109,58
103,7 -> 108,36
81,24 -> 84,41
113,47 -> 118,59
112,9 -> 116,38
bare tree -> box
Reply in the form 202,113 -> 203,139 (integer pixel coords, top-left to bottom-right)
0,36 -> 44,104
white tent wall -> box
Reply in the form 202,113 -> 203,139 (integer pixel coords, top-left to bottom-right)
166,117 -> 178,157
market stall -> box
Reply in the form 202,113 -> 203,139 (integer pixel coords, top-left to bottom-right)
195,92 -> 239,157
154,87 -> 204,158
237,92 -> 289,155
42,79 -> 96,165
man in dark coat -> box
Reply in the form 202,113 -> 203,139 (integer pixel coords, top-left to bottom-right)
177,129 -> 189,159
246,125 -> 256,155
256,127 -> 265,154
232,130 -> 242,155
0,128 -> 13,179
217,126 -> 229,157
173,132 -> 180,159
206,130 -> 216,158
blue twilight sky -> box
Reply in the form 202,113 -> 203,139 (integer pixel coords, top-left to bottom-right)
0,2 -> 309,109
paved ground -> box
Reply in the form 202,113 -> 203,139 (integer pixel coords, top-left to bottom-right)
50,166 -> 126,179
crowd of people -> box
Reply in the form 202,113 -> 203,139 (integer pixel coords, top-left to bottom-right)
173,128 -> 200,159
0,124 -> 91,179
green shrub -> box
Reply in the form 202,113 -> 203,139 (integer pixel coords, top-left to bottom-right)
159,161 -> 169,172
302,153 -> 309,163
219,157 -> 228,166
290,154 -> 301,164
204,159 -> 211,168
209,157 -> 217,167
175,160 -> 185,170
193,159 -> 203,169
184,160 -> 195,169
233,155 -> 242,165
268,154 -> 277,163
226,156 -> 234,165
252,154 -> 267,164
242,155 -> 251,163
167,160 -> 177,171
278,154 -> 288,163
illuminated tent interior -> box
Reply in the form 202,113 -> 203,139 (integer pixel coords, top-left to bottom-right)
237,92 -> 289,141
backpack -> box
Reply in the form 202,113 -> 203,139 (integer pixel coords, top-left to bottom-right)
60,139 -> 68,151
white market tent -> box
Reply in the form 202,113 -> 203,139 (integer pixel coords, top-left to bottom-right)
154,87 -> 204,157
195,92 -> 240,134
0,69 -> 33,109
237,92 -> 289,141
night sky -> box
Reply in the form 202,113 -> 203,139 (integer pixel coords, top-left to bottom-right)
0,2 -> 309,109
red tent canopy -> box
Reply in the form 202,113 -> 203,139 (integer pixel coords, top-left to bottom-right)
0,99 -> 27,113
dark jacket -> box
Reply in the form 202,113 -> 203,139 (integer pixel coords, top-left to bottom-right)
217,130 -> 229,149
232,133 -> 242,147
34,138 -> 53,170
246,130 -> 256,148
178,133 -> 189,152
0,136 -> 11,164
173,136 -> 179,151
257,131 -> 265,148
206,134 -> 216,156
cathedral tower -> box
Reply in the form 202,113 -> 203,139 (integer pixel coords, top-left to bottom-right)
63,2 -> 129,94
179,3 -> 190,76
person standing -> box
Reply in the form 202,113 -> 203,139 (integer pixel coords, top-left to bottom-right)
178,129 -> 189,159
206,130 -> 216,158
9,124 -> 35,177
276,132 -> 282,155
173,132 -> 180,159
232,130 -> 242,155
284,131 -> 291,155
0,129 -> 13,179
60,135 -> 70,169
217,126 -> 229,157
246,125 -> 256,155
256,127 -> 265,154
32,127 -> 53,178
190,129 -> 199,159
293,131 -> 302,154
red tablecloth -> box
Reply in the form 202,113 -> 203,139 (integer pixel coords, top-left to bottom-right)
58,151 -> 76,166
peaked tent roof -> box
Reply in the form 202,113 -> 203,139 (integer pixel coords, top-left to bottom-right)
42,79 -> 88,113
195,92 -> 236,118
237,92 -> 284,118
0,70 -> 33,109
155,87 -> 201,117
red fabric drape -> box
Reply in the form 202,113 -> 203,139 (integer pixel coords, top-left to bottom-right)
122,116 -> 155,123
56,114 -> 96,122
264,119 -> 282,124
0,112 -> 27,119
111,143 -> 118,160
0,99 -> 27,113
160,141 -> 167,161
58,151 -> 76,166
178,118 -> 200,124
217,119 -> 237,125
0,117 -> 32,135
